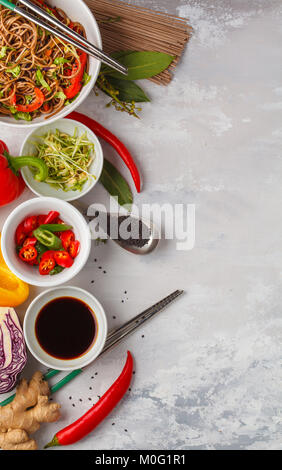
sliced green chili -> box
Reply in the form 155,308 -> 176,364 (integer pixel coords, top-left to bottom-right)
39,224 -> 72,232
33,228 -> 62,250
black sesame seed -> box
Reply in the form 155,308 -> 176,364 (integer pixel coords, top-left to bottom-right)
112,423 -> 115,426
124,429 -> 128,432
69,396 -> 72,400
113,316 -> 116,319
95,372 -> 98,375
89,386 -> 92,390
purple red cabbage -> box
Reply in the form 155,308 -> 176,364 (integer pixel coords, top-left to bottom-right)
0,308 -> 27,394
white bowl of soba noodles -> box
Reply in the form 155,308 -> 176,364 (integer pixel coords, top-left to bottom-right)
0,0 -> 102,127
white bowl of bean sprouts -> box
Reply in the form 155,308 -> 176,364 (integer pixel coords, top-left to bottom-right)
20,118 -> 104,201
0,0 -> 102,127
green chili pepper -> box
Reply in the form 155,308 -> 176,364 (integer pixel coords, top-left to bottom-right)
39,224 -> 72,232
50,266 -> 65,276
33,228 -> 62,250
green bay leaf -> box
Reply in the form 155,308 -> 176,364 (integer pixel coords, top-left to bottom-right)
106,77 -> 150,103
104,51 -> 174,81
100,158 -> 133,208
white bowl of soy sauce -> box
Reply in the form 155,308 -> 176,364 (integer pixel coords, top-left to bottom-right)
23,286 -> 108,371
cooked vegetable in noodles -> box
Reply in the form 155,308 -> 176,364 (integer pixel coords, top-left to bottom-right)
0,1 -> 89,121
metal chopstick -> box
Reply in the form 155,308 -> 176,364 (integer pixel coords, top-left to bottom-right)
105,289 -> 184,346
9,0 -> 127,75
0,290 -> 184,406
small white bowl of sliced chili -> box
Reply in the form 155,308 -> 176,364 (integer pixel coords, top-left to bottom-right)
1,197 -> 91,287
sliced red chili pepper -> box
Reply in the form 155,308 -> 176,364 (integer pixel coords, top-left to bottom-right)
39,256 -> 56,275
69,240 -> 80,258
40,250 -> 56,261
23,215 -> 38,234
15,222 -> 27,246
19,245 -> 38,263
16,87 -> 45,113
67,111 -> 141,192
54,217 -> 64,225
60,230 -> 75,250
43,103 -> 50,112
23,237 -> 37,247
9,87 -> 16,106
45,351 -> 133,448
63,52 -> 87,99
54,250 -> 74,268
43,211 -> 60,225
37,214 -> 48,226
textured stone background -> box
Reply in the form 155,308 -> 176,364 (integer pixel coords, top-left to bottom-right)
0,0 -> 282,450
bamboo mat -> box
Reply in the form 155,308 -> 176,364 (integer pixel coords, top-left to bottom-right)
85,0 -> 192,84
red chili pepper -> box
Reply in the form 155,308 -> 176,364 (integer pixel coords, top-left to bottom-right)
0,140 -> 48,207
63,52 -> 87,99
15,87 -> 45,113
60,230 -> 75,250
45,351 -> 133,448
39,256 -> 56,275
69,240 -> 80,258
23,216 -> 38,234
43,211 -> 60,225
19,245 -> 38,263
9,87 -> 16,106
40,250 -> 56,261
37,214 -> 48,226
67,112 -> 141,192
54,250 -> 74,268
15,222 -> 27,246
23,237 -> 37,247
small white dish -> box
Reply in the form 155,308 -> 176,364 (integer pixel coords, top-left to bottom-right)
23,287 -> 108,371
20,118 -> 104,202
0,0 -> 101,128
1,197 -> 91,287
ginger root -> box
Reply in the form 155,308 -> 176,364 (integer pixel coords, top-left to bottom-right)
0,371 -> 60,450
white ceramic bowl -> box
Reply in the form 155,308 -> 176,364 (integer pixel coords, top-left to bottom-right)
1,0 -> 101,128
1,197 -> 91,287
20,119 -> 104,201
24,287 -> 108,370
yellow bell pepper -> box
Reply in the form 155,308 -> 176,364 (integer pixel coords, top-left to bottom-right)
0,234 -> 29,307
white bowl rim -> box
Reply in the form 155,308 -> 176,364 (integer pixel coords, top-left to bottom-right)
1,197 -> 91,287
0,0 -> 102,129
20,118 -> 104,202
23,286 -> 108,370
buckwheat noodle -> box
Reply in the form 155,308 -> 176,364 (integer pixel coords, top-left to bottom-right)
86,0 -> 192,85
0,1 -> 87,120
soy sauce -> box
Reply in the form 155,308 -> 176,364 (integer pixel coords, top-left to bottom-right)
35,297 -> 97,360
